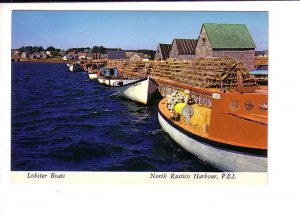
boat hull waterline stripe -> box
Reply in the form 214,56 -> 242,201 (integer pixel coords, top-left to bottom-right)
158,112 -> 267,172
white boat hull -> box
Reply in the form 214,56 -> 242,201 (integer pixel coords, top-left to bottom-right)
67,63 -> 83,72
158,111 -> 267,172
104,78 -> 123,87
114,77 -> 158,105
88,73 -> 98,80
98,77 -> 105,84
67,64 -> 73,72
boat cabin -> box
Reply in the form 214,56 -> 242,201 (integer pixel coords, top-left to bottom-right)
100,67 -> 119,77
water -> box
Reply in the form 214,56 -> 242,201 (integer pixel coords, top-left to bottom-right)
11,62 -> 219,172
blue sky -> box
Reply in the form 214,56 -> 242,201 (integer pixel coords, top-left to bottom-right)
12,11 -> 268,51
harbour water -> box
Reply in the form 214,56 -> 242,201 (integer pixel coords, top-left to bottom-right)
11,62 -> 219,172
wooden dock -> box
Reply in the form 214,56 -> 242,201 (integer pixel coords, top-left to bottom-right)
106,58 -> 260,105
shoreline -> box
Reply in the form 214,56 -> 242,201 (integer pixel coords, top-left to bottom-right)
11,59 -> 99,64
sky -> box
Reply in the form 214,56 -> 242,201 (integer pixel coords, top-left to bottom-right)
12,11 -> 268,51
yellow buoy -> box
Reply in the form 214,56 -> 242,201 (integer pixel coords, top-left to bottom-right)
174,103 -> 187,115
190,105 -> 211,132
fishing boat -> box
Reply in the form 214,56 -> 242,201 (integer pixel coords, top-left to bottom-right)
88,72 -> 98,80
67,62 -> 84,72
113,77 -> 158,105
97,67 -> 124,86
97,76 -> 105,84
158,88 -> 267,172
103,77 -> 125,87
87,66 -> 98,80
87,63 -> 104,80
155,58 -> 268,172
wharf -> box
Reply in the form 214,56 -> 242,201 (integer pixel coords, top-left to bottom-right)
107,58 -> 260,106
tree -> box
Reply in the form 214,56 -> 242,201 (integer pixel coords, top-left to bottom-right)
92,46 -> 101,53
52,51 -> 60,58
46,46 -> 56,51
37,46 -> 44,52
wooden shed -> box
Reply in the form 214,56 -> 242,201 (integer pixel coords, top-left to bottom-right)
169,39 -> 198,60
195,23 -> 256,70
107,50 -> 126,60
154,43 -> 172,60
126,52 -> 143,61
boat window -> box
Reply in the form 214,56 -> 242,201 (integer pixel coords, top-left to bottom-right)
229,100 -> 239,112
245,101 -> 254,111
259,102 -> 268,111
110,69 -> 114,75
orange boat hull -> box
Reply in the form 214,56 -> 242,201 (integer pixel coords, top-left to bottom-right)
158,89 -> 268,172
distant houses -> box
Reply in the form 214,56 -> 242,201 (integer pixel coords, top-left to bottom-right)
30,52 -> 40,59
12,50 -> 20,57
92,53 -> 101,60
39,51 -> 47,59
65,50 -> 78,60
21,52 -> 29,59
12,22 -> 261,71
78,48 -> 92,60
13,48 -> 150,61
12,42 -> 154,62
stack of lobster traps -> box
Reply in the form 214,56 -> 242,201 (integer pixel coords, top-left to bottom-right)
107,58 -> 258,90
150,57 -> 258,90
122,61 -> 146,78
150,61 -> 170,80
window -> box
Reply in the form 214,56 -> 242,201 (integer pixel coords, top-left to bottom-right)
229,100 -> 239,112
202,38 -> 206,46
245,101 -> 254,111
259,102 -> 268,111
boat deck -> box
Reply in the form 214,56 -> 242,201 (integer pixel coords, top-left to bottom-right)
159,98 -> 210,140
159,96 -> 267,150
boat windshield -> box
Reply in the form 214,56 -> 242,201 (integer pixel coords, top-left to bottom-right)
104,68 -> 117,76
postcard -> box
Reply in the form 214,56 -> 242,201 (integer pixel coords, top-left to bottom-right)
1,1 -> 300,214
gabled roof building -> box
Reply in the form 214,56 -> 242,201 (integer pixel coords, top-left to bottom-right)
21,52 -> 29,59
126,52 -> 143,61
169,39 -> 198,60
107,50 -> 126,60
154,43 -> 172,60
195,23 -> 256,70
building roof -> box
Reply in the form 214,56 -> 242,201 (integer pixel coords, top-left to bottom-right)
203,23 -> 256,49
107,50 -> 126,59
172,39 -> 198,55
125,51 -> 136,58
255,51 -> 265,56
158,43 -> 172,59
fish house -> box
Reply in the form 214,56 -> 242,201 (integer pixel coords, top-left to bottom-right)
169,39 -> 198,60
107,50 -> 126,60
126,52 -> 143,61
155,43 -> 172,60
195,23 -> 256,71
